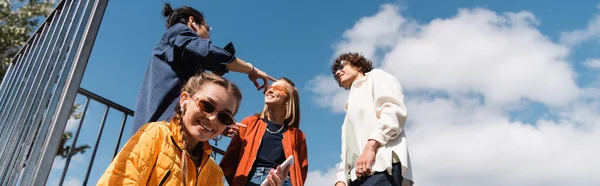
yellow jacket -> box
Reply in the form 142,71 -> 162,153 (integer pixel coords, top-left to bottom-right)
97,120 -> 224,186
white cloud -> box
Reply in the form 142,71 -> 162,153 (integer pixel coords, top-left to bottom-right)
332,4 -> 417,63
406,98 -> 600,186
305,166 -> 339,186
584,58 -> 600,69
307,3 -> 600,186
383,8 -> 578,107
65,118 -> 80,132
560,6 -> 600,46
306,75 -> 348,113
63,178 -> 81,186
52,158 -> 65,170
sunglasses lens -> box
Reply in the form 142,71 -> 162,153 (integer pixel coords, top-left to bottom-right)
218,114 -> 234,125
199,100 -> 215,113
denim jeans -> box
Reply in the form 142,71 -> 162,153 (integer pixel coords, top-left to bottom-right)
246,167 -> 292,186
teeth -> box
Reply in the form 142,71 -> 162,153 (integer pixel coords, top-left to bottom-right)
198,121 -> 214,132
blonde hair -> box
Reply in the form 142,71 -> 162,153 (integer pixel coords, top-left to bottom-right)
172,73 -> 242,183
259,77 -> 301,128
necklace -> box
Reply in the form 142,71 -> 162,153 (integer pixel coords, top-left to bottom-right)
266,121 -> 285,134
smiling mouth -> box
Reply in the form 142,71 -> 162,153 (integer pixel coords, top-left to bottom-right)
198,120 -> 215,132
266,91 -> 276,98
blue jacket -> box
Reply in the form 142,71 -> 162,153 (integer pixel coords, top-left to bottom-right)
132,23 -> 235,132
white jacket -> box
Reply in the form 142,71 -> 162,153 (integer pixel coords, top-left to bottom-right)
335,69 -> 414,186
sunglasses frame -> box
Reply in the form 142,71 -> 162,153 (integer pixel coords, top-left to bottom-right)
190,96 -> 235,126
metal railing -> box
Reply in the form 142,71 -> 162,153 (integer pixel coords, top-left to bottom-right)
0,0 -> 227,185
49,88 -> 226,185
56,88 -> 134,185
0,0 -> 108,185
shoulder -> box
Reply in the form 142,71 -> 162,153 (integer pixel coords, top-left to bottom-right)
240,115 -> 263,126
167,23 -> 193,35
163,23 -> 197,42
367,69 -> 395,79
367,69 -> 401,86
137,121 -> 170,141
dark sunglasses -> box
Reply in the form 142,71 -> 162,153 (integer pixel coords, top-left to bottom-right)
191,96 -> 235,126
336,60 -> 348,71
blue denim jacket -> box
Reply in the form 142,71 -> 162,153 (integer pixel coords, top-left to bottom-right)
132,23 -> 235,132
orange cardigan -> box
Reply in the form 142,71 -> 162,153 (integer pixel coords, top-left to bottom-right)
220,115 -> 309,186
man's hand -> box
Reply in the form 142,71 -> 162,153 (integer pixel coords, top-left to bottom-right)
355,140 -> 380,178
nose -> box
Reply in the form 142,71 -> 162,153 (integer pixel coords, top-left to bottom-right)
206,113 -> 219,123
335,70 -> 343,78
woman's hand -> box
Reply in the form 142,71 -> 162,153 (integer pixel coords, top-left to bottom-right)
248,67 -> 276,94
222,123 -> 246,138
266,165 -> 288,186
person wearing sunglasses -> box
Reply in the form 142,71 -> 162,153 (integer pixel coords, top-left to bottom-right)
331,53 -> 414,186
131,3 -> 276,133
220,78 -> 308,186
99,73 -> 242,185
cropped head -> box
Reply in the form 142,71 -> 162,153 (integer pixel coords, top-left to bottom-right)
331,52 -> 374,89
163,3 -> 211,38
260,78 -> 301,128
174,73 -> 242,144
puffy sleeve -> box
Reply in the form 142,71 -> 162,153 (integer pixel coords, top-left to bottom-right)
368,70 -> 408,146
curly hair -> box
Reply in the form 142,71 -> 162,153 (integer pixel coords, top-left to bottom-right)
330,52 -> 374,88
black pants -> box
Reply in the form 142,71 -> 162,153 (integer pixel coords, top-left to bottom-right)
349,163 -> 403,186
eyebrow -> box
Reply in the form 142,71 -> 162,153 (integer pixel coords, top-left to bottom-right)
205,97 -> 233,115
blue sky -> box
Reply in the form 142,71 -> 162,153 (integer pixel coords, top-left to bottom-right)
44,0 -> 600,185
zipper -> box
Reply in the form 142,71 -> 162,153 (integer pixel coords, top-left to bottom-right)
195,166 -> 199,186
158,170 -> 171,186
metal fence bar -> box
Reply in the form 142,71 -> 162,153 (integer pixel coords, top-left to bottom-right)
77,88 -> 134,115
21,0 -> 87,184
0,54 -> 20,138
15,2 -> 73,183
82,106 -> 109,186
20,0 -> 84,184
0,57 -> 16,109
32,0 -> 108,184
113,113 -> 129,158
58,97 -> 90,186
0,0 -> 109,185
4,11 -> 67,184
0,31 -> 45,183
0,42 -> 35,131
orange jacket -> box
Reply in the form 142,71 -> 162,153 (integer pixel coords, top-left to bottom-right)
220,115 -> 309,186
97,121 -> 224,186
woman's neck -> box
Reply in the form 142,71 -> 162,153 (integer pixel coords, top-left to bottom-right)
267,108 -> 285,125
183,129 -> 199,150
